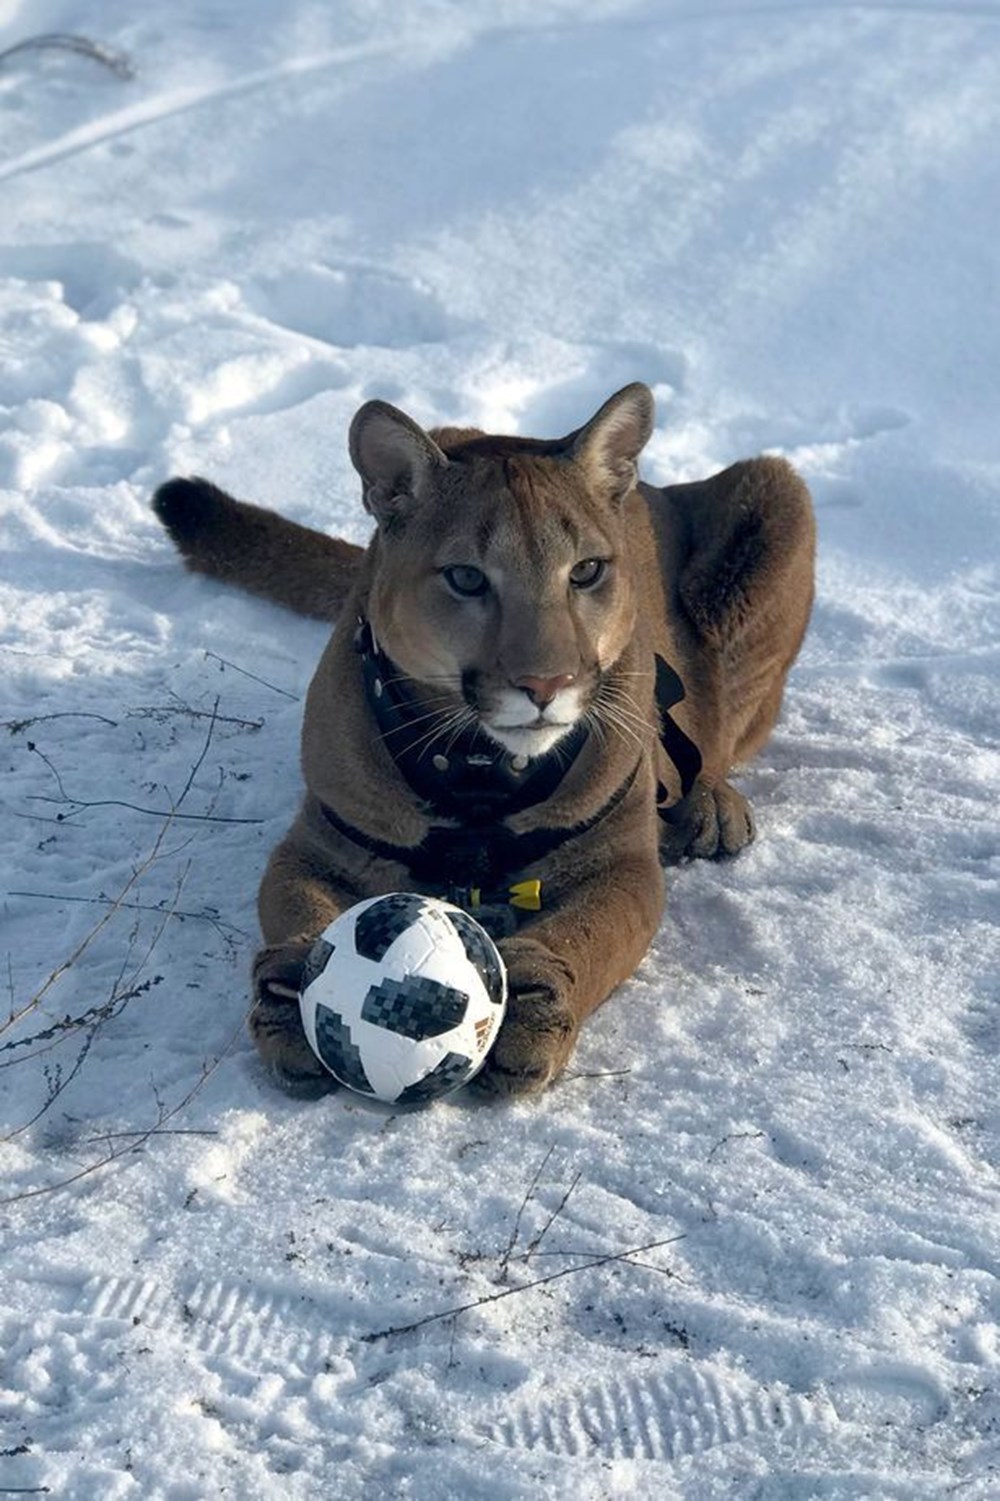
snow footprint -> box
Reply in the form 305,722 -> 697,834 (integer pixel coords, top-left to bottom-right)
484,1357 -> 836,1461
0,241 -> 141,320
826,1363 -> 949,1427
729,403 -> 912,475
513,338 -> 687,438
246,263 -> 460,349
82,1273 -> 347,1368
0,244 -> 143,487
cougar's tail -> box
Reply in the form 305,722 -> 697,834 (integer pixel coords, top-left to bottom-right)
152,477 -> 363,624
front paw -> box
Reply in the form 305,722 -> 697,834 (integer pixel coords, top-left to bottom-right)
250,943 -> 335,1097
658,778 -> 755,862
472,939 -> 578,1098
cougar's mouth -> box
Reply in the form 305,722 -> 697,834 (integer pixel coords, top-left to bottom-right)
482,699 -> 585,759
484,719 -> 578,759
460,670 -> 588,761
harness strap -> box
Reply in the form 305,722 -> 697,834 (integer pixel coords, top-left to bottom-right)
317,756 -> 641,894
654,654 -> 702,799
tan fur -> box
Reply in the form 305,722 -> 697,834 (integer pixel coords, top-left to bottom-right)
152,385 -> 815,1096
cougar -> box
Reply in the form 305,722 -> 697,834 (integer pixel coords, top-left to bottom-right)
152,383 -> 814,1096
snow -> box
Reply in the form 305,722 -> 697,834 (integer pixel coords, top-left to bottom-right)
1,0 -> 998,1495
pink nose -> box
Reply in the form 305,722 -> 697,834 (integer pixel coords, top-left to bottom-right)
515,673 -> 576,708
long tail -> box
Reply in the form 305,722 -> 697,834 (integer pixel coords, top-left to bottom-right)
152,477 -> 363,623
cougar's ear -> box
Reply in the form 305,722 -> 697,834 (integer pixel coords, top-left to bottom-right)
568,383 -> 654,501
349,400 -> 449,522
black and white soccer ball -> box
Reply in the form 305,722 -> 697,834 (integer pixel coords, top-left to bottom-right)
298,894 -> 508,1103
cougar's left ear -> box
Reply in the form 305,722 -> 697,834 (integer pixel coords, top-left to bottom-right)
568,383 -> 654,501
349,400 -> 449,523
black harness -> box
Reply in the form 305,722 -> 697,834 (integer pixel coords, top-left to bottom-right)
653,653 -> 702,808
353,620 -> 592,825
318,620 -> 700,929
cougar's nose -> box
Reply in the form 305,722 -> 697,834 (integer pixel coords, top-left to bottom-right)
515,673 -> 576,708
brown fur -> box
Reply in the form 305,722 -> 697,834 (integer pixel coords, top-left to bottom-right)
152,385 -> 815,1097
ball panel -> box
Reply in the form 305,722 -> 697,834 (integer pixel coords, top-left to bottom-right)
314,1003 -> 375,1094
445,909 -> 506,1005
301,937 -> 335,992
361,975 -> 469,1040
395,1051 -> 475,1104
353,893 -> 430,962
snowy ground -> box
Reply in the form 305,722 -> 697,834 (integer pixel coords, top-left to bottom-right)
2,0 -> 999,1495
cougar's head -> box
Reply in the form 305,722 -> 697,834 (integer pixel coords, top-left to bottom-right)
348,384 -> 654,762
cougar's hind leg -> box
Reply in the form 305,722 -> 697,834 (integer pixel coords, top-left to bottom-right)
659,456 -> 815,862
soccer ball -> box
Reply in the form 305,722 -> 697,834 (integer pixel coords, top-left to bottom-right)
298,894 -> 507,1103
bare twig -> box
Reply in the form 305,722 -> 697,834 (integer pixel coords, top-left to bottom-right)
707,1130 -> 765,1163
561,1067 -> 632,1082
205,651 -> 299,700
0,33 -> 134,79
4,701 -> 229,1039
0,701 -> 251,1199
7,891 -> 249,945
128,704 -> 263,731
24,705 -> 263,824
1,988 -> 152,1063
7,806 -> 83,827
172,700 -> 221,805
0,852 -> 190,1137
78,1128 -> 219,1146
503,1246 -> 679,1281
361,1233 -> 687,1344
506,1246 -> 676,1272
0,1006 -> 249,1205
497,1145 -> 554,1280
2,835 -> 167,1040
28,788 -> 261,825
524,1170 -> 581,1259
3,711 -> 118,734
0,979 -> 162,1138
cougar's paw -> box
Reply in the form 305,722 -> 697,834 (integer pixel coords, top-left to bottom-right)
472,940 -> 578,1098
250,944 -> 335,1097
659,778 -> 755,863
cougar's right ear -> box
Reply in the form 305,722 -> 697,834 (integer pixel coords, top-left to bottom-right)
349,401 -> 449,523
567,383 -> 654,503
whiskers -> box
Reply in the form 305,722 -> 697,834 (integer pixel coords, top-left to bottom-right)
587,676 -> 656,757
379,690 -> 485,763
376,670 -> 653,769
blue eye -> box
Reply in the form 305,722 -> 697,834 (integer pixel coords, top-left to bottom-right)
443,565 -> 489,598
570,558 -> 607,589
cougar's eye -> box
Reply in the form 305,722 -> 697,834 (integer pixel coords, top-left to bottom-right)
442,565 -> 489,598
570,558 -> 607,590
